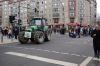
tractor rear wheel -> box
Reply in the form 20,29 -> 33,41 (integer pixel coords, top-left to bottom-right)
45,30 -> 52,41
34,31 -> 45,44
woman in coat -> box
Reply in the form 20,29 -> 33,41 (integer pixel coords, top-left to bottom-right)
91,25 -> 100,58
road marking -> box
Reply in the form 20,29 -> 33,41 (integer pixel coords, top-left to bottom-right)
79,57 -> 93,66
5,52 -> 78,66
81,55 -> 87,58
2,45 -> 88,58
93,58 -> 100,61
51,51 -> 60,53
71,54 -> 81,57
60,52 -> 69,55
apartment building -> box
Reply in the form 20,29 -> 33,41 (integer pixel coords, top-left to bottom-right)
0,0 -> 56,27
0,1 -> 2,26
2,1 -> 9,27
0,0 -> 97,27
90,0 -> 97,25
45,0 -> 96,26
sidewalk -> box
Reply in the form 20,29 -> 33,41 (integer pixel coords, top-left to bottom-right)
0,36 -> 18,44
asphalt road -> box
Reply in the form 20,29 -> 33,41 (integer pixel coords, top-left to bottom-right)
0,33 -> 100,66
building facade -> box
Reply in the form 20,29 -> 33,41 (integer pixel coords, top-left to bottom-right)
2,1 -> 9,27
0,0 -> 97,27
45,0 -> 97,26
49,0 -> 97,26
0,1 -> 2,26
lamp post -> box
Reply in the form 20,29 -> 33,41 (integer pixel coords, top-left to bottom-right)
18,1 -> 22,31
18,1 -> 20,23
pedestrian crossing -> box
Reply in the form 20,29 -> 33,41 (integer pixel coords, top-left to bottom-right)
4,51 -> 100,66
5,52 -> 78,66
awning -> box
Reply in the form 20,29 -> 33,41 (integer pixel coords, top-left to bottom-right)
67,22 -> 80,26
81,22 -> 89,26
58,22 -> 65,25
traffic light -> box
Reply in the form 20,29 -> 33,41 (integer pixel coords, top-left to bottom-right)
18,19 -> 22,25
35,8 -> 37,12
9,16 -> 15,23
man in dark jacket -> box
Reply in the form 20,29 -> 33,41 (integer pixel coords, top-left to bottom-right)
13,27 -> 19,39
60,24 -> 66,35
76,26 -> 81,38
91,25 -> 100,58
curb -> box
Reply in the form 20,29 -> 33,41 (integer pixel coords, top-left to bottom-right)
0,41 -> 18,45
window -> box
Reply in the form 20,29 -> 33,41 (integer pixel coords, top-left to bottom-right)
70,9 -> 74,13
52,3 -> 59,7
37,2 -> 39,4
45,1 -> 47,4
53,8 -> 59,12
43,19 -> 47,25
35,20 -> 41,25
53,13 -> 60,17
42,1 -> 43,4
40,11 -> 43,13
69,1 -> 75,6
31,20 -> 42,25
70,13 -> 75,17
70,6 -> 75,10
80,13 -> 84,17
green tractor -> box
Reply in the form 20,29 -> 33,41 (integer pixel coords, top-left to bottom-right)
18,18 -> 52,44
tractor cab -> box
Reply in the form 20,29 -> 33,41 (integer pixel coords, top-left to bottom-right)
30,18 -> 47,26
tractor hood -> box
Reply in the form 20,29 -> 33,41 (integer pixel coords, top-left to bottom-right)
26,25 -> 48,32
25,26 -> 39,32
31,26 -> 38,30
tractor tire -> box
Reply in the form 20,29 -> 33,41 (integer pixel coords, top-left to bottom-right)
30,38 -> 34,43
45,30 -> 52,41
18,31 -> 29,44
34,31 -> 45,44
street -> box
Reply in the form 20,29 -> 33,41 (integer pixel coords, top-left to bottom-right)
0,33 -> 100,66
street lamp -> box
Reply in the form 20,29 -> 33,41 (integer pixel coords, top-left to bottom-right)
18,1 -> 22,31
18,1 -> 21,23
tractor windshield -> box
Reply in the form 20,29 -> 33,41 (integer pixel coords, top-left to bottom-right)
30,19 -> 42,26
35,20 -> 41,25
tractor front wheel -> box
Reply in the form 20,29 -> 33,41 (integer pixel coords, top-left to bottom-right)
18,32 -> 29,44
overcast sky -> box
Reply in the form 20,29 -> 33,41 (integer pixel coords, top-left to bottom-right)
97,0 -> 100,14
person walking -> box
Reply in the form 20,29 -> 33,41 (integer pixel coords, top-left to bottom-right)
83,27 -> 87,36
4,27 -> 8,36
8,28 -> 12,39
60,24 -> 66,35
76,26 -> 81,38
91,25 -> 100,58
13,27 -> 19,39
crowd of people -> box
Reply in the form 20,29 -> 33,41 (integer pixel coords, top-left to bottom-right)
0,27 -> 19,39
68,25 -> 93,38
51,24 -> 94,38
0,25 -> 95,39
